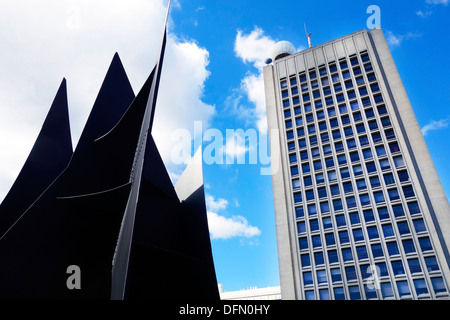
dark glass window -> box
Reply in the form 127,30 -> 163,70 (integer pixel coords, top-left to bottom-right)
381,117 -> 391,127
391,260 -> 406,276
338,154 -> 347,165
397,281 -> 410,297
303,271 -> 313,285
283,100 -> 290,108
353,165 -> 363,177
312,235 -> 322,248
335,213 -> 345,225
362,149 -> 372,159
382,224 -> 394,237
320,201 -> 330,214
367,226 -> 379,240
306,190 -> 315,201
413,219 -> 427,233
397,221 -> 410,235
365,108 -> 375,118
360,194 -> 371,206
378,207 -> 390,220
291,166 -> 299,176
389,141 -> 400,153
294,192 -> 302,204
347,139 -> 357,149
308,204 -> 317,216
299,237 -> 308,250
409,259 -> 422,273
342,248 -> 353,261
388,188 -> 400,201
370,176 -> 381,188
318,187 -> 327,199
300,151 -> 308,160
297,221 -> 306,233
299,139 -> 307,148
377,104 -> 388,115
345,266 -> 357,281
316,173 -> 325,184
346,196 -> 357,209
357,246 -> 368,260
425,256 -> 439,272
414,279 -> 428,296
408,201 -> 420,214
431,277 -> 447,294
372,244 -> 384,258
335,142 -> 344,153
343,182 -> 353,193
315,252 -> 325,266
419,237 -> 433,252
363,209 -> 375,222
310,219 -> 319,232
398,170 -> 409,183
349,286 -> 361,300
392,204 -> 405,217
387,241 -> 400,256
300,74 -> 307,82
332,130 -> 341,140
353,111 -> 363,122
323,217 -> 332,229
403,185 -> 415,198
375,145 -> 386,156
325,233 -> 335,246
380,159 -> 390,170
328,250 -> 339,263
325,157 -> 334,168
303,175 -> 312,186
301,254 -> 310,267
293,97 -> 300,105
359,135 -> 370,147
366,161 -> 377,173
354,229 -> 365,242
296,207 -> 304,218
356,179 -> 367,190
403,239 -> 416,254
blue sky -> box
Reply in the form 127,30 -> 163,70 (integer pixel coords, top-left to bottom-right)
0,0 -> 449,293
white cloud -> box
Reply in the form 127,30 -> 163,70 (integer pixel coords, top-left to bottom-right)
421,119 -> 449,136
426,0 -> 449,5
234,27 -> 275,69
207,211 -> 261,240
205,194 -> 228,212
0,0 -> 214,201
416,10 -> 432,18
205,194 -> 261,240
233,27 -> 277,133
386,31 -> 422,48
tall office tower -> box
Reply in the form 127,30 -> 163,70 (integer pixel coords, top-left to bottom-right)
263,28 -> 450,300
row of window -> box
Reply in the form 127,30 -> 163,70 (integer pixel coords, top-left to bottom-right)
303,275 -> 447,300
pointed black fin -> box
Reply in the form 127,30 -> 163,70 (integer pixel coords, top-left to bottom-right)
0,78 -> 73,237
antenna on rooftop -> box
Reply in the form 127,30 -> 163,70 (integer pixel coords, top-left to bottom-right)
304,23 -> 312,48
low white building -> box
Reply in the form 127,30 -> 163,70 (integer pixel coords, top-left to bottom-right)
218,284 -> 281,300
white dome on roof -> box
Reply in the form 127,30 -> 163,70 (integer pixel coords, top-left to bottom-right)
271,41 -> 296,61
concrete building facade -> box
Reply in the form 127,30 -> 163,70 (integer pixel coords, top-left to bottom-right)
263,28 -> 450,300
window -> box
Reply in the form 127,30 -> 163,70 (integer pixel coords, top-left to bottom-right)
299,237 -> 308,250
332,130 -> 341,140
342,248 -> 353,261
377,104 -> 388,115
353,111 -> 363,122
375,145 -> 386,157
328,250 -> 339,263
431,277 -> 447,294
339,231 -> 350,244
359,136 -> 369,147
346,196 -> 357,209
356,179 -> 367,190
414,279 -> 429,296
335,142 -> 344,153
309,71 -> 317,80
303,271 -> 313,286
366,162 -> 377,173
382,224 -> 395,238
373,191 -> 385,204
349,212 -> 360,225
362,149 -> 373,160
311,148 -> 320,158
335,213 -> 346,226
318,187 -> 327,199
360,194 -> 371,207
387,242 -> 400,256
357,246 -> 368,260
281,80 -> 287,88
349,286 -> 361,300
291,166 -> 299,176
408,201 -> 420,215
380,159 -> 390,170
393,156 -> 405,168
302,163 -> 310,174
292,179 -> 301,190
343,182 -> 353,193
298,139 -> 307,149
397,281 -> 411,297
367,226 -> 379,240
296,207 -> 304,218
315,252 -> 325,266
330,118 -> 338,128
294,107 -> 301,115
347,139 -> 357,149
283,100 -> 290,108
308,124 -> 316,134
338,154 -> 347,166
334,288 -> 345,300
313,160 -> 323,171
413,219 -> 427,233
328,171 -> 337,182
325,233 -> 336,246
387,140 -> 401,154
305,290 -> 315,300
330,184 -> 340,196
288,142 -> 296,151
349,152 -> 360,163
300,151 -> 308,161
370,176 -> 381,188
350,100 -> 359,111
306,190 -> 315,201
402,239 -> 416,254
317,270 -> 327,284
392,260 -> 406,276
381,117 -> 391,127
323,145 -> 332,156
363,209 -> 375,223
398,170 -> 409,183
301,254 -> 311,267
378,207 -> 390,220
331,268 -> 342,282
300,73 -> 307,82
374,94 -> 383,104
320,201 -> 330,214
312,235 -> 322,248
308,204 -> 317,216
353,229 -> 365,242
340,167 -> 350,179
293,97 -> 300,105
419,237 -> 433,252
425,256 -> 439,272
388,188 -> 400,202
328,107 -> 336,117
292,87 -> 299,95
403,185 -> 415,198
320,289 -> 330,300
304,103 -> 312,112
294,192 -> 302,204
353,165 -> 363,177
297,221 -> 306,233
321,132 -> 329,143
372,244 -> 384,258
381,283 -> 394,299
392,204 -> 405,218
361,97 -> 371,107
408,258 -> 422,274
397,221 -> 410,236
372,132 -> 382,144
384,173 -> 395,186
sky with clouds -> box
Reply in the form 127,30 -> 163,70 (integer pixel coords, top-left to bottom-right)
0,0 -> 449,292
